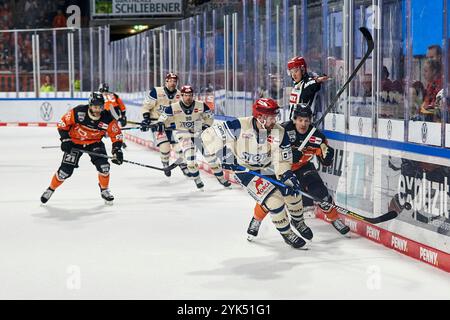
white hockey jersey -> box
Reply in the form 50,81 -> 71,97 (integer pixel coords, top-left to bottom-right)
142,86 -> 181,120
201,117 -> 293,177
158,100 -> 214,137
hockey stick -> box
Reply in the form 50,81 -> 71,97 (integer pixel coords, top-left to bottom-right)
71,148 -> 183,172
120,126 -> 142,131
235,165 -> 397,224
297,27 -> 374,151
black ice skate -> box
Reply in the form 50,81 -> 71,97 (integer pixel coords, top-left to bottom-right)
247,217 -> 261,241
281,230 -> 306,249
216,175 -> 231,188
291,219 -> 313,240
122,142 -> 127,149
162,161 -> 171,177
40,187 -> 55,204
194,176 -> 204,189
331,218 -> 350,235
99,185 -> 114,205
179,163 -> 190,177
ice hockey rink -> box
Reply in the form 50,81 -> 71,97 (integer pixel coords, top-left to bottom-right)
0,126 -> 449,300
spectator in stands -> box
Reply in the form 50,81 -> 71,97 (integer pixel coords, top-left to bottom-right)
52,9 -> 67,28
419,59 -> 443,122
426,45 -> 442,62
0,3 -> 13,29
21,53 -> 33,72
0,42 -> 10,70
40,75 -> 55,92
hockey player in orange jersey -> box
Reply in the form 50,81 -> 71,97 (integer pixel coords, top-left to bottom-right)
40,92 -> 124,205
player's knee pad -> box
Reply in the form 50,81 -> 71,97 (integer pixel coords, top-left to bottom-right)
308,180 -> 329,201
94,160 -> 110,175
284,195 -> 303,217
159,141 -> 171,153
56,166 -> 73,181
263,190 -> 285,213
264,194 -> 290,233
155,131 -> 169,146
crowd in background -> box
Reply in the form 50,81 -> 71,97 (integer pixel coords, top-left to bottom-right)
0,0 -> 86,73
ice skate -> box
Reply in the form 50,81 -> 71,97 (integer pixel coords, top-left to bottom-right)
247,217 -> 261,241
281,229 -> 307,249
40,187 -> 55,204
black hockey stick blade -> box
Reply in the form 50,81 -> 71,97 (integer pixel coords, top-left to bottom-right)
343,209 -> 398,224
359,26 -> 374,53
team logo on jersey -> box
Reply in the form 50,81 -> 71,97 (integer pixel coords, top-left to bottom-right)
267,135 -> 280,144
242,152 -> 269,164
241,133 -> 254,139
287,130 -> 296,142
194,108 -> 199,113
309,136 -> 322,145
181,121 -> 194,128
77,112 -> 86,122
289,92 -> 299,104
40,102 -> 53,121
254,177 -> 270,195
98,122 -> 109,130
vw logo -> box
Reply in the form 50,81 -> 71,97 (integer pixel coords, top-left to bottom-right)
332,114 -> 337,131
387,120 -> 392,140
40,102 -> 53,121
421,122 -> 428,143
358,117 -> 363,135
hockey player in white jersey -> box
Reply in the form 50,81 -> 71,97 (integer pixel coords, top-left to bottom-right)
155,85 -> 231,189
287,56 -> 330,120
140,73 -> 188,177
201,98 -> 307,248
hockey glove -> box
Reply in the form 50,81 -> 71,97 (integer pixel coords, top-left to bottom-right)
280,170 -> 302,197
60,138 -> 74,153
119,113 -> 127,127
154,121 -> 165,133
111,147 -> 123,165
140,113 -> 151,132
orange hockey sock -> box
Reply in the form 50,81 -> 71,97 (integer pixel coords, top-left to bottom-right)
49,174 -> 64,190
98,173 -> 110,189
254,203 -> 269,221
324,207 -> 339,221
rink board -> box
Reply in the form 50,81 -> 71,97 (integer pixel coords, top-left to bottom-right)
1,98 -> 449,273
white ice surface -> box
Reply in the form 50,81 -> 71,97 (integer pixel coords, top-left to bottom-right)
0,127 -> 449,300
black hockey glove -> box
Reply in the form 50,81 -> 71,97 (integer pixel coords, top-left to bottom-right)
119,112 -> 127,127
60,138 -> 74,153
280,170 -> 302,197
111,146 -> 123,165
154,121 -> 165,133
140,113 -> 151,132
